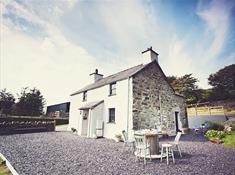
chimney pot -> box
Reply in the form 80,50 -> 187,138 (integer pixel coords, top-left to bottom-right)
90,69 -> 103,83
142,46 -> 159,64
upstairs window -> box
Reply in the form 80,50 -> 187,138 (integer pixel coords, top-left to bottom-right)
83,91 -> 87,101
109,82 -> 116,96
108,108 -> 115,123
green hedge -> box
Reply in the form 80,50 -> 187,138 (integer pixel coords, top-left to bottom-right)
55,118 -> 69,125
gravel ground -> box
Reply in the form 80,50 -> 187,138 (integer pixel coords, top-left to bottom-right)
0,132 -> 235,175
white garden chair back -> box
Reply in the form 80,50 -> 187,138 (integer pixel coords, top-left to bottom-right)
174,132 -> 182,144
134,133 -> 151,164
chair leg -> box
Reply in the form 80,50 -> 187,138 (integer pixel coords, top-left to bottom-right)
135,149 -> 140,162
132,142 -> 135,154
171,148 -> 175,164
144,149 -> 146,165
160,146 -> 164,162
166,147 -> 169,165
177,145 -> 182,157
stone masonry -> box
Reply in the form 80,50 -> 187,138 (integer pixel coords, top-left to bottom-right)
132,61 -> 188,133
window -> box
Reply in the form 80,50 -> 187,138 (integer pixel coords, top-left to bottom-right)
108,108 -> 115,123
83,91 -> 87,101
109,82 -> 116,96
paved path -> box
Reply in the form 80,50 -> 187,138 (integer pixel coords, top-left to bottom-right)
0,132 -> 234,175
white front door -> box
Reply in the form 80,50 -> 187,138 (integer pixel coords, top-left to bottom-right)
81,110 -> 89,136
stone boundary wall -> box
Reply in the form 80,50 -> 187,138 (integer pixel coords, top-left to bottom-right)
0,117 -> 55,135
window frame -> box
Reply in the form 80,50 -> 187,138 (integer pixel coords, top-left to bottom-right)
109,82 -> 116,96
83,91 -> 87,101
108,108 -> 115,123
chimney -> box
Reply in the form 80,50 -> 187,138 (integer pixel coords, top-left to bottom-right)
89,69 -> 103,83
141,46 -> 159,64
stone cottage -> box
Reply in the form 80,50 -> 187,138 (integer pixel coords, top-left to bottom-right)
69,47 -> 188,140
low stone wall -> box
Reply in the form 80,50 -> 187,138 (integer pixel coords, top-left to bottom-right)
0,118 -> 55,135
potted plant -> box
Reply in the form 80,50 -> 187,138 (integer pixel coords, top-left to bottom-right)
114,134 -> 123,142
71,128 -> 77,134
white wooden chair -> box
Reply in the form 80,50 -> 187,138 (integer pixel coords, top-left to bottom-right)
167,131 -> 182,157
134,133 -> 151,164
122,130 -> 135,153
161,143 -> 175,165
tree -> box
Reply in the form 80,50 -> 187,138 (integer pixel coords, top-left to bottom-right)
0,89 -> 15,116
15,87 -> 45,116
167,74 -> 199,104
208,64 -> 235,100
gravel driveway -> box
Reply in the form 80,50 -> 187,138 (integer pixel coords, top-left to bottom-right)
0,132 -> 234,175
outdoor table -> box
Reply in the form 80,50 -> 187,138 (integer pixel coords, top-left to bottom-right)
134,130 -> 166,159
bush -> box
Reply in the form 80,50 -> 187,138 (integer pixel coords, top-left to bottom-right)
217,131 -> 226,139
206,121 -> 224,131
55,118 -> 69,125
205,130 -> 218,139
205,130 -> 226,140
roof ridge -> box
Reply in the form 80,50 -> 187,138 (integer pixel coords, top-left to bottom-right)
101,64 -> 143,80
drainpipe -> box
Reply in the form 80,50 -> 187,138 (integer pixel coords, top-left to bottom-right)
126,77 -> 131,140
159,91 -> 162,127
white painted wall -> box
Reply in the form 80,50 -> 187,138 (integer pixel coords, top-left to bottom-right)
69,78 -> 131,140
68,94 -> 81,131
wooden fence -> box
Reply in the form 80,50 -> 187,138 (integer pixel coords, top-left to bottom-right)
0,117 -> 55,135
187,105 -> 235,116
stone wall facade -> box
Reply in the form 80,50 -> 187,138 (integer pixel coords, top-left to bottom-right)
132,61 -> 188,133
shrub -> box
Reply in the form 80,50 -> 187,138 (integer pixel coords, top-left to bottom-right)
205,130 -> 226,140
205,130 -> 218,139
217,131 -> 226,139
55,118 -> 69,126
206,121 -> 224,131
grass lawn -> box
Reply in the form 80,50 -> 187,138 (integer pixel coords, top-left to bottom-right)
223,131 -> 235,148
0,157 -> 11,175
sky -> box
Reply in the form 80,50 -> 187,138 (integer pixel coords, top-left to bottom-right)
1,0 -> 235,106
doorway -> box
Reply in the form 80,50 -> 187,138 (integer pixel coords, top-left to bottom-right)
81,110 -> 89,136
175,112 -> 181,133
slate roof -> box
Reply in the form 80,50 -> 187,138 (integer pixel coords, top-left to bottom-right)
71,64 -> 146,96
70,61 -> 185,98
78,100 -> 104,110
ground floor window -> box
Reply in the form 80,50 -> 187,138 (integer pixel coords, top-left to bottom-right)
108,108 -> 115,123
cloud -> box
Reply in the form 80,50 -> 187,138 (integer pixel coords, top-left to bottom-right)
1,0 -> 235,106
197,0 -> 235,61
1,0 -> 98,105
165,0 -> 235,88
